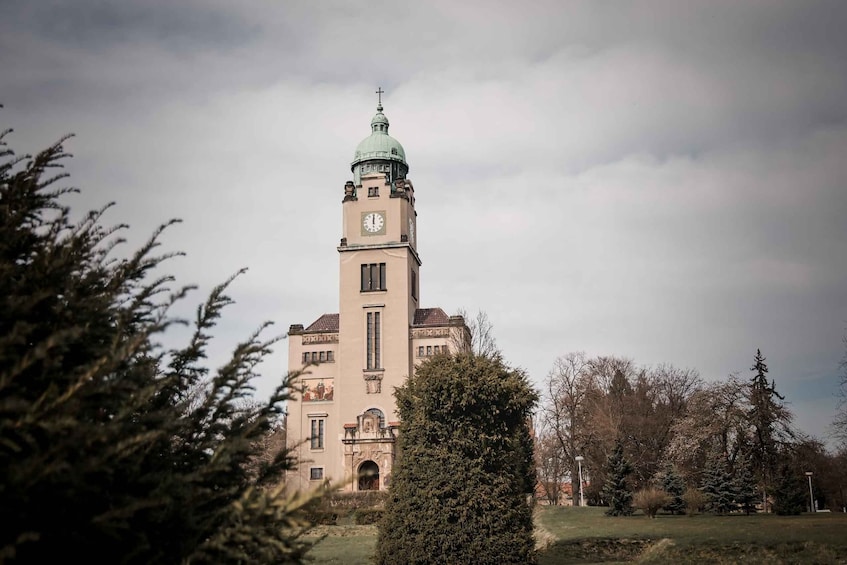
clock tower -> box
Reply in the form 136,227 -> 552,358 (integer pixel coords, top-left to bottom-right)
286,93 -> 468,492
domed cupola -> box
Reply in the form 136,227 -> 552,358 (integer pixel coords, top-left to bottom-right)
352,99 -> 409,185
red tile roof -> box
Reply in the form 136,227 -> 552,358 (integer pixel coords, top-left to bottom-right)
413,307 -> 450,327
305,313 -> 339,332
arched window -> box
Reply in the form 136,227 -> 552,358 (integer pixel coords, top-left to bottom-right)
358,460 -> 380,491
365,408 -> 385,429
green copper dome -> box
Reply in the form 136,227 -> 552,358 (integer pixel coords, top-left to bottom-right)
352,103 -> 407,169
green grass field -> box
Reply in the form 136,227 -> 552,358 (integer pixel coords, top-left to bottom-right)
305,506 -> 847,564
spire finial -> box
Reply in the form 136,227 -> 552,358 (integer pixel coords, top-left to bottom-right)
376,87 -> 384,111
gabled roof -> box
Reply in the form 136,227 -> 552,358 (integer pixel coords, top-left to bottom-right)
305,313 -> 339,332
413,307 -> 450,327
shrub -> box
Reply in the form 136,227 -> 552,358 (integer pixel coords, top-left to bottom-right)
683,489 -> 706,515
0,126 -> 321,563
634,488 -> 670,518
375,354 -> 538,565
353,509 -> 384,525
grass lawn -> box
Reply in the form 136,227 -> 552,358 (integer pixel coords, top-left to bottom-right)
304,507 -> 847,564
537,506 -> 847,564
304,525 -> 377,564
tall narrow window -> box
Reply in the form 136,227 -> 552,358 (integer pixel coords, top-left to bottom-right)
366,313 -> 373,369
366,311 -> 381,370
310,419 -> 325,450
361,263 -> 387,291
411,270 -> 417,299
374,312 -> 381,367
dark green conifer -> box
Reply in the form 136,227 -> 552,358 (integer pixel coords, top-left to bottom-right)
375,353 -> 538,565
601,440 -> 634,516
734,451 -> 759,515
700,446 -> 737,515
747,349 -> 792,512
0,128 -> 319,563
658,463 -> 686,515
772,461 -> 807,515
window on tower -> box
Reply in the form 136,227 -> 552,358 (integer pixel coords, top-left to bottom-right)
366,311 -> 381,370
411,270 -> 417,300
368,187 -> 379,197
310,418 -> 325,450
361,263 -> 386,291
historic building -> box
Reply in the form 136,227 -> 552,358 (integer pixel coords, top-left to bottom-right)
286,94 -> 468,492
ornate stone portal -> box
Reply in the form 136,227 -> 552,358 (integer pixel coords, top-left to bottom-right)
342,409 -> 398,491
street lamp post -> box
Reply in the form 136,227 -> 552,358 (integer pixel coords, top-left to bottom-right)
805,472 -> 815,513
575,456 -> 585,507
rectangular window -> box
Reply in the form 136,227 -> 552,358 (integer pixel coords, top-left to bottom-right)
418,346 -> 424,357
310,467 -> 324,481
361,263 -> 387,291
411,270 -> 417,299
310,419 -> 325,450
302,352 -> 309,364
434,346 -> 440,354
319,351 -> 326,362
366,311 -> 381,370
311,351 -> 318,362
327,350 -> 334,362
426,345 -> 432,356
368,187 -> 379,197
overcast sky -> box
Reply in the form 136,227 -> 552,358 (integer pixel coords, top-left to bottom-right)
3,0 -> 846,447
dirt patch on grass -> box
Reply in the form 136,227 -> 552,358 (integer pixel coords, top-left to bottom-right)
541,537 -> 655,563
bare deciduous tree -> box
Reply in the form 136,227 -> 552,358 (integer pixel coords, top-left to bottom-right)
665,376 -> 748,481
452,308 -> 500,359
539,352 -> 595,505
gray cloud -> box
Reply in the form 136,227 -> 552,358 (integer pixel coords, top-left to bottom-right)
2,0 -> 846,446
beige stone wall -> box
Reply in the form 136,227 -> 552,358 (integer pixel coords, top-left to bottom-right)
286,167 -> 468,492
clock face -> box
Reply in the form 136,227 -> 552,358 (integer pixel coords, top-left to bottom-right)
362,211 -> 385,234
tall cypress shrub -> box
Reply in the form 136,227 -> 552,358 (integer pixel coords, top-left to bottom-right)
375,354 -> 537,565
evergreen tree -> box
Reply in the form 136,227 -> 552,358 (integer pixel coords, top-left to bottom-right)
772,460 -> 807,515
658,463 -> 686,515
733,451 -> 759,515
601,440 -> 634,516
700,446 -> 737,515
375,353 -> 537,565
0,129 -> 320,562
747,349 -> 792,512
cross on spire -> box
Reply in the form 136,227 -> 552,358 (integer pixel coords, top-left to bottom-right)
376,87 -> 384,107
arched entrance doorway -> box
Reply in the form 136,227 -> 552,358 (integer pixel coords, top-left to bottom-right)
358,460 -> 380,491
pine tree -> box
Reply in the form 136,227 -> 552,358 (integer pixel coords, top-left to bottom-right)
375,353 -> 538,565
0,129 -> 320,562
601,440 -> 634,516
658,463 -> 686,515
700,446 -> 737,515
733,451 -> 759,515
772,460 -> 807,515
747,348 -> 792,512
